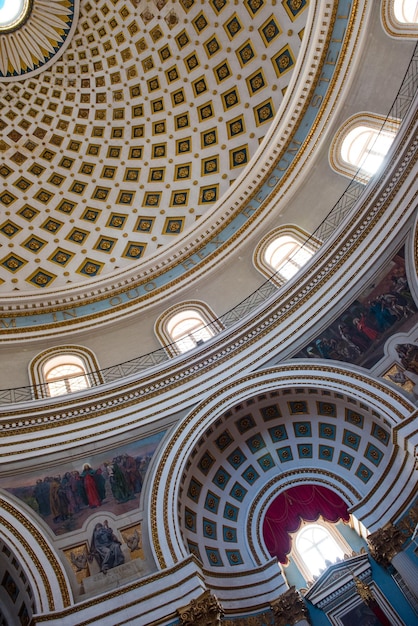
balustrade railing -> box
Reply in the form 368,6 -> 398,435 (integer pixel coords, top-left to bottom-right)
0,43 -> 417,406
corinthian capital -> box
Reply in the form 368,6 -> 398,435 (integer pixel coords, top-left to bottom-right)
178,590 -> 224,626
367,523 -> 405,568
271,587 -> 310,626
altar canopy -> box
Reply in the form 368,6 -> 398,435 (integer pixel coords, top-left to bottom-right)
262,485 -> 350,564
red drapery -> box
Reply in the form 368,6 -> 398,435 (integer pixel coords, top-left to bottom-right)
262,485 -> 350,564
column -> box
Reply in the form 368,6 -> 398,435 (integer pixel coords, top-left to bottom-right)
368,523 -> 418,599
270,586 -> 311,626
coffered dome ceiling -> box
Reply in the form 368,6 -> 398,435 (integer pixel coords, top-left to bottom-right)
0,0 -> 310,294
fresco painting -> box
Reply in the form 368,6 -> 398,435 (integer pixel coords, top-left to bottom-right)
2,431 -> 165,535
295,249 -> 417,369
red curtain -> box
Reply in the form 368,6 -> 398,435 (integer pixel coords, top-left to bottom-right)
262,485 -> 349,564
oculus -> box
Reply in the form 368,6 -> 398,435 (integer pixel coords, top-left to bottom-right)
0,0 -> 31,31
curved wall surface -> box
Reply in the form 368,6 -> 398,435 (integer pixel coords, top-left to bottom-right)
0,2 -> 417,625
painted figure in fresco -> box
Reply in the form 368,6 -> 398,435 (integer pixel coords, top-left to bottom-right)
121,454 -> 142,495
61,472 -> 80,515
33,478 -> 51,517
395,343 -> 418,375
81,464 -> 102,508
353,314 -> 379,341
49,476 -> 70,522
90,520 -> 125,574
109,457 -> 135,503
368,298 -> 397,332
338,324 -> 363,357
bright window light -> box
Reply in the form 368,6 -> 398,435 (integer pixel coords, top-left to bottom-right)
341,126 -> 396,176
265,235 -> 313,279
0,0 -> 29,30
167,311 -> 215,353
295,524 -> 345,577
394,0 -> 418,23
45,361 -> 90,397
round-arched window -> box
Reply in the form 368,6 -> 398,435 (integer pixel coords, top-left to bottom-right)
394,0 -> 418,23
295,523 -> 345,578
0,0 -> 31,32
44,355 -> 89,397
166,310 -> 216,354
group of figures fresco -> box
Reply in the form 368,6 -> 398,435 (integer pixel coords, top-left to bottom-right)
296,251 -> 417,369
3,432 -> 165,535
32,454 -> 147,524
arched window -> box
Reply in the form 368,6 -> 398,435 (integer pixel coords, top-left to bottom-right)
295,523 -> 345,578
394,0 -> 418,22
44,355 -> 89,397
254,225 -> 319,285
155,301 -> 223,357
382,1 -> 418,37
29,346 -> 102,399
330,113 -> 399,182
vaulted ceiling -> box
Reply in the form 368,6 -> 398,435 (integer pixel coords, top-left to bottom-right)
0,0 -> 309,292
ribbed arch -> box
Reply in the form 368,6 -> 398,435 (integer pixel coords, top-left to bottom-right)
0,495 -> 72,613
150,364 -> 416,579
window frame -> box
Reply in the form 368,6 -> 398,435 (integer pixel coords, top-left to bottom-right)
155,301 -> 223,357
329,112 -> 400,183
29,346 -> 102,399
286,519 -> 352,583
253,225 -> 320,286
381,0 -> 418,38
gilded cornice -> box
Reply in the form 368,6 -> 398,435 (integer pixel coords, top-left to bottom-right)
0,344 -> 415,447
0,116 -> 416,430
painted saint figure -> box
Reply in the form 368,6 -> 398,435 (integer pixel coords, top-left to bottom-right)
81,464 -> 101,508
90,520 -> 125,573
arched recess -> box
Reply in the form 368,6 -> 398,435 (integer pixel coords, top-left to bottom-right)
329,112 -> 400,183
29,345 -> 103,399
253,225 -> 320,286
381,0 -> 418,38
149,363 -> 416,599
155,300 -> 224,357
0,494 -> 72,614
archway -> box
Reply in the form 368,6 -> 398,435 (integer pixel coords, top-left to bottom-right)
150,363 -> 416,611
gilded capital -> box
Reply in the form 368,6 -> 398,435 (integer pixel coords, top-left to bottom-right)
271,587 -> 310,626
178,590 -> 224,626
367,523 -> 405,567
